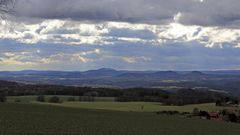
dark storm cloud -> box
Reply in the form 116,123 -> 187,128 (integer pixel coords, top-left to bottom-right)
15,0 -> 178,23
178,0 -> 240,27
13,0 -> 240,27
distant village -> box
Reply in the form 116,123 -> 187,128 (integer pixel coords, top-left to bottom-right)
157,97 -> 240,123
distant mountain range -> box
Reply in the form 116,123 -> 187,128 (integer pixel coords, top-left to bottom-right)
1,68 -> 240,95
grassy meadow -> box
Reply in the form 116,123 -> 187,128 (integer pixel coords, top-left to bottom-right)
45,102 -> 227,112
7,96 -> 237,112
0,103 -> 240,135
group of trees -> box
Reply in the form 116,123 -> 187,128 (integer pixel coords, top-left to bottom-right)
36,95 -> 61,103
35,95 -> 95,103
0,80 -> 122,96
216,97 -> 239,106
220,109 -> 239,123
116,88 -> 226,106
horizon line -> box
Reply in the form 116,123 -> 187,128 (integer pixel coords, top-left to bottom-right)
0,68 -> 240,72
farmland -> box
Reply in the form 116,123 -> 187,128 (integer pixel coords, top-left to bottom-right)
0,103 -> 240,135
45,102 -> 230,112
7,96 -> 237,112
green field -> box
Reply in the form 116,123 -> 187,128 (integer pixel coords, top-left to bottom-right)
45,102 -> 229,112
7,96 -> 238,113
0,103 -> 240,135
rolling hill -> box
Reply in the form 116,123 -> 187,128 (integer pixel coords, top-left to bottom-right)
1,69 -> 240,95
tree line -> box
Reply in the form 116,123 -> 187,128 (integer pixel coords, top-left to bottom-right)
0,80 -> 230,105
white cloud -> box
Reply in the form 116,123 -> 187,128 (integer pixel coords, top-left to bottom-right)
0,48 -> 102,68
0,59 -> 35,66
122,56 -> 151,64
40,49 -> 102,64
0,52 -> 37,66
173,12 -> 182,23
1,19 -> 240,48
3,52 -> 15,57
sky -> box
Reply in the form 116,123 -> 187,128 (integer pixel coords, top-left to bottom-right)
1,0 -> 240,71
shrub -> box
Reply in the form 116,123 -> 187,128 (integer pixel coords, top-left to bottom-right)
36,95 -> 45,102
79,96 -> 94,102
192,108 -> 200,116
49,96 -> 62,103
14,99 -> 21,103
156,111 -> 180,115
216,100 -> 222,106
199,111 -> 210,119
67,97 -> 76,101
0,93 -> 6,102
228,113 -> 238,123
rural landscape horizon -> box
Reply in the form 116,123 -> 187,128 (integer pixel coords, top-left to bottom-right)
1,0 -> 240,135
